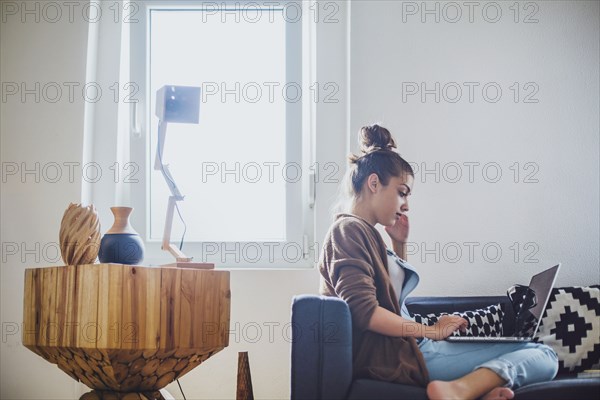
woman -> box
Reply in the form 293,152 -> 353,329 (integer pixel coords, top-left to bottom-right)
318,124 -> 558,400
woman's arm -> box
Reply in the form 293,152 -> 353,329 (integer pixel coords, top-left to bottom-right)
368,306 -> 468,341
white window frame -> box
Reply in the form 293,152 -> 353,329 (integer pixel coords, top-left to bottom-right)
129,0 -> 316,269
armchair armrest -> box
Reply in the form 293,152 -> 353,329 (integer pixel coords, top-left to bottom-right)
291,295 -> 353,400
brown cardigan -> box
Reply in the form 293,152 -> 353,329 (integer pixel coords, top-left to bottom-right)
318,213 -> 430,387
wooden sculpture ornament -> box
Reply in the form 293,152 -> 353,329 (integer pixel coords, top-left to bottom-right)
59,203 -> 101,265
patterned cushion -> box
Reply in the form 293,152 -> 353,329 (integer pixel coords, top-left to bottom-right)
412,304 -> 504,337
534,285 -> 600,374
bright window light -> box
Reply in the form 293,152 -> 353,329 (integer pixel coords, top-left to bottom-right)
149,8 -> 288,242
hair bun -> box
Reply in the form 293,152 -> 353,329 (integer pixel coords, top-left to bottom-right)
348,123 -> 398,164
358,124 -> 396,154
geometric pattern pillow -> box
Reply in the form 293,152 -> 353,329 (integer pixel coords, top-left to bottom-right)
412,304 -> 504,337
534,285 -> 600,374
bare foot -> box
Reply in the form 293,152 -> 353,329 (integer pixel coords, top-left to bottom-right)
481,387 -> 515,400
427,380 -> 466,400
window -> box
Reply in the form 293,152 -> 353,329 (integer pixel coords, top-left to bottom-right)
131,1 -> 315,268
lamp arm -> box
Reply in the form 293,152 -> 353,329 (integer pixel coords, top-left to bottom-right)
163,196 -> 192,262
154,120 -> 167,171
155,119 -> 188,260
154,120 -> 183,198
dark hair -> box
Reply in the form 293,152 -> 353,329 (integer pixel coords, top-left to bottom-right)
347,124 -> 414,196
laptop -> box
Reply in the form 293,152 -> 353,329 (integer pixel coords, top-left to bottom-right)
446,264 -> 561,343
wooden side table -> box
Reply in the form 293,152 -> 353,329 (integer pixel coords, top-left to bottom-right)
22,264 -> 230,400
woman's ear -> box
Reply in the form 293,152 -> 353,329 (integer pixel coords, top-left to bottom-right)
367,173 -> 379,193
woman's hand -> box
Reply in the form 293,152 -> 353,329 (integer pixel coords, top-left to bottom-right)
428,315 -> 469,341
384,213 -> 410,243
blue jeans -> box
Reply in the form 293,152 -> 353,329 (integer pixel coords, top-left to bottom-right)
418,338 -> 559,388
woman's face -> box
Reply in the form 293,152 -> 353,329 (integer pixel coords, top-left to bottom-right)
370,173 -> 414,226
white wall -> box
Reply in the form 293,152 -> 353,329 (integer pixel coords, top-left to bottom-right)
0,1 -> 90,398
1,1 -> 598,399
349,0 -> 600,295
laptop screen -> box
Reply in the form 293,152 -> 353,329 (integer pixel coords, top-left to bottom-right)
517,264 -> 561,337
529,264 -> 561,320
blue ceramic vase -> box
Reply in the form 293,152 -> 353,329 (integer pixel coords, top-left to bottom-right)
98,207 -> 144,265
